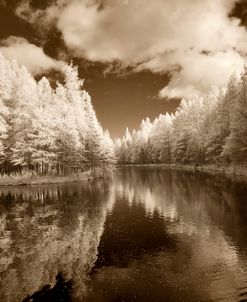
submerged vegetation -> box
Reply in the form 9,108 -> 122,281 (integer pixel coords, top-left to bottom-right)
0,52 -> 115,184
115,69 -> 247,176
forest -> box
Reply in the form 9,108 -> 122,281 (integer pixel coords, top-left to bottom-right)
116,69 -> 247,170
0,51 -> 247,179
0,52 -> 115,177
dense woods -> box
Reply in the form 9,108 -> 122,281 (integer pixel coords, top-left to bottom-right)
115,69 -> 247,168
0,52 -> 115,176
0,51 -> 246,178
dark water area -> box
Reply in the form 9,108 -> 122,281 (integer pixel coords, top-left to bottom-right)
1,167 -> 247,302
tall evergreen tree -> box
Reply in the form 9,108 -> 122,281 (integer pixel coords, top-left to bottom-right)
0,52 -> 111,175
223,69 -> 247,163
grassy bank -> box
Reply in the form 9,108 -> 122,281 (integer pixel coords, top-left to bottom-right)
0,167 -> 111,187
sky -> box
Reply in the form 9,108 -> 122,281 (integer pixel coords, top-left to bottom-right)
0,0 -> 246,138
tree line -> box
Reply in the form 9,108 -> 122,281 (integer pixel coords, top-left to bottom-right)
0,52 -> 115,175
1,51 -> 246,174
115,68 -> 247,166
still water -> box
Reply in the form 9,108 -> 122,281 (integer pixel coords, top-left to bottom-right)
1,167 -> 247,302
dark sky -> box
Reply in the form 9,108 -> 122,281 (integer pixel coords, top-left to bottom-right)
0,0 -> 246,137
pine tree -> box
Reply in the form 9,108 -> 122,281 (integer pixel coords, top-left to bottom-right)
0,52 -> 110,175
101,130 -> 116,164
222,69 -> 247,163
172,100 -> 190,164
84,92 -> 104,167
30,77 -> 58,173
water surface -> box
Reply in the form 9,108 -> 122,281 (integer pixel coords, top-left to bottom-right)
1,167 -> 247,302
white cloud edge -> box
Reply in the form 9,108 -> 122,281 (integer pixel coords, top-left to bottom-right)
0,36 -> 63,75
10,0 -> 247,98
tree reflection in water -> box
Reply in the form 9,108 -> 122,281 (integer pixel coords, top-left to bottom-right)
22,273 -> 72,302
0,168 -> 247,302
0,180 -> 112,302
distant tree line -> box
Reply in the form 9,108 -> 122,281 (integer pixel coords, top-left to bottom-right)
0,52 -> 115,175
115,68 -> 247,166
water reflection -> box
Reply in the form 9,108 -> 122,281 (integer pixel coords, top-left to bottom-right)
0,180 -> 112,302
22,273 -> 72,302
0,167 -> 247,302
87,167 -> 247,302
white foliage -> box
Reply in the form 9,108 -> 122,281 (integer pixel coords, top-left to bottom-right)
0,52 -> 114,173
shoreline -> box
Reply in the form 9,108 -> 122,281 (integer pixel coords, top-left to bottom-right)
117,163 -> 247,182
1,163 -> 246,187
0,167 -> 109,187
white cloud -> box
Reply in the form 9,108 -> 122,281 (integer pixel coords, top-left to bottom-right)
157,49 -> 245,99
15,0 -> 68,29
13,0 -> 247,98
0,37 -> 62,74
54,0 -> 247,98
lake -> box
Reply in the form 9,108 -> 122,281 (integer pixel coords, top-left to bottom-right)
0,167 -> 247,302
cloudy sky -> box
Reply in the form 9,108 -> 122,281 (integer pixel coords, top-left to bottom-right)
0,0 -> 246,137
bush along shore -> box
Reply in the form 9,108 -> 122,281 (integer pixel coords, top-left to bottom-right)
0,167 -> 114,187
